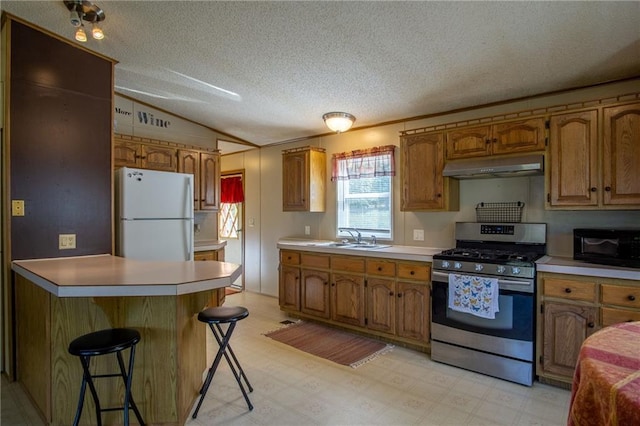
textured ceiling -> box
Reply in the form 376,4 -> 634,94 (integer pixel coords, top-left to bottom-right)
3,1 -> 640,148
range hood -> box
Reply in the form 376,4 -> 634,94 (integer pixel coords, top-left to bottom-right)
442,154 -> 544,179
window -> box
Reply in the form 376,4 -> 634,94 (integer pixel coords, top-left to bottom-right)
218,175 -> 244,239
219,203 -> 239,239
332,146 -> 395,241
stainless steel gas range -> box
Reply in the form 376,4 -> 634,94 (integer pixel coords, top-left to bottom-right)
430,222 -> 546,386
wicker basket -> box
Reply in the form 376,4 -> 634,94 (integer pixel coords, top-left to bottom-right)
475,202 -> 524,223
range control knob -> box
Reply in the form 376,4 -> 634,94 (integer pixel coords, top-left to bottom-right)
496,265 -> 506,274
512,267 -> 521,275
454,262 -> 462,269
442,261 -> 450,269
475,264 -> 483,272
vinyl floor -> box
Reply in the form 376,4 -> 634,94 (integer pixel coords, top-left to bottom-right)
2,291 -> 570,425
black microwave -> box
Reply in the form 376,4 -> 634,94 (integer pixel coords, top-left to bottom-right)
573,229 -> 640,268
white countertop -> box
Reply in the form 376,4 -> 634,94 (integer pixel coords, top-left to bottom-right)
277,238 -> 444,262
12,254 -> 241,297
536,256 -> 640,281
194,239 -> 227,251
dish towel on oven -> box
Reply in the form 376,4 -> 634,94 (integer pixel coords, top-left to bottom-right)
448,274 -> 499,319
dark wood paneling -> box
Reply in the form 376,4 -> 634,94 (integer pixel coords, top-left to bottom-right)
9,20 -> 112,259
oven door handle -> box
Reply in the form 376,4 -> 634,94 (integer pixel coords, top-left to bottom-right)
431,271 -> 533,288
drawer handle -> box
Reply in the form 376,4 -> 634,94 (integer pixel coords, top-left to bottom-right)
389,292 -> 394,296
588,322 -> 595,328
629,295 -> 636,301
287,256 -> 292,260
377,267 -> 382,271
564,288 -> 572,293
410,271 -> 415,275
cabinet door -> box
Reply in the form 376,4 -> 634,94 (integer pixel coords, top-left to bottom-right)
141,144 -> 177,172
446,125 -> 492,159
542,302 -> 597,378
491,118 -> 546,155
282,151 -> 308,211
401,132 -> 447,211
177,149 -> 201,207
114,141 -> 140,168
548,111 -> 598,206
366,278 -> 396,334
279,265 -> 300,311
396,282 -> 429,342
603,103 -> 640,205
331,273 -> 365,326
301,269 -> 330,319
200,152 -> 220,211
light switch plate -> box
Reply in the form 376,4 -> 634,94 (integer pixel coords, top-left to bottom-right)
413,229 -> 425,241
59,234 -> 76,249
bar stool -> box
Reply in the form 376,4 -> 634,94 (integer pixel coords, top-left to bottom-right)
68,328 -> 145,426
192,306 -> 253,419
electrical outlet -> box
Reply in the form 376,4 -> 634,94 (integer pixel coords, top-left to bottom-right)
413,229 -> 425,241
59,234 -> 76,250
305,225 -> 311,235
12,200 -> 25,216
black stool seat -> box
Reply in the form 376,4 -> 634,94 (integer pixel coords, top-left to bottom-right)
68,328 -> 145,426
192,305 -> 253,419
69,328 -> 140,356
198,306 -> 249,324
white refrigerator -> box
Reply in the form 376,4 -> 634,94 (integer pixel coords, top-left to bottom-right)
116,167 -> 194,261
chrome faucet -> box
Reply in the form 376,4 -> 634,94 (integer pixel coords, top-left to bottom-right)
338,227 -> 362,244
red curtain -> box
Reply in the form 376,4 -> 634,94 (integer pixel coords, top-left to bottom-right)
220,176 -> 244,203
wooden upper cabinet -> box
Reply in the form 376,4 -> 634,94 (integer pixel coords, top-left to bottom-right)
177,149 -> 220,211
401,132 -> 459,211
282,147 -> 326,212
548,110 -> 599,207
446,118 -> 546,160
177,149 -> 201,207
114,139 -> 177,172
446,126 -> 492,159
200,152 -> 220,211
603,103 -> 640,206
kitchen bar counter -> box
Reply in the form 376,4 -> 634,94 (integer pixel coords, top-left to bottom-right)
536,256 -> 640,281
12,255 -> 240,426
277,238 -> 443,262
194,238 -> 227,252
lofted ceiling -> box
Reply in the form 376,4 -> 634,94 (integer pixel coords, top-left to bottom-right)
2,1 -> 640,151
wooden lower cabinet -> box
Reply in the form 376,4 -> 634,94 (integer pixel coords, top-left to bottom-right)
331,273 -> 365,326
366,278 -> 396,334
541,301 -> 597,378
538,272 -> 640,385
396,281 -> 430,342
279,250 -> 431,349
279,265 -> 300,311
301,269 -> 330,319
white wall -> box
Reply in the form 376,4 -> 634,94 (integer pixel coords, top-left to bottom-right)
222,79 -> 640,297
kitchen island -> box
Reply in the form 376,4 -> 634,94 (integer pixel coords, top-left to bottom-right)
12,254 -> 241,426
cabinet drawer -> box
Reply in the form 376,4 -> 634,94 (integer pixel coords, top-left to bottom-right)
331,256 -> 365,273
280,250 -> 300,265
601,307 -> 640,327
601,284 -> 640,309
543,278 -> 596,302
366,259 -> 396,277
397,263 -> 430,281
301,253 -> 330,269
194,251 -> 216,261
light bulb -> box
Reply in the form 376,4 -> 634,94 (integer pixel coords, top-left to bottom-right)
75,26 -> 87,42
91,23 -> 104,40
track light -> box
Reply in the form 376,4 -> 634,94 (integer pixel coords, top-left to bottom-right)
63,1 -> 105,42
75,25 -> 87,42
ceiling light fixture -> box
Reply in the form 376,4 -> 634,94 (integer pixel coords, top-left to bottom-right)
63,0 -> 106,42
322,112 -> 356,133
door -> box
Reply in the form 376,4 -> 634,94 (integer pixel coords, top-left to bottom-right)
220,171 -> 245,290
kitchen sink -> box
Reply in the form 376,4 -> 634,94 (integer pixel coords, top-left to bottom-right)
347,244 -> 391,250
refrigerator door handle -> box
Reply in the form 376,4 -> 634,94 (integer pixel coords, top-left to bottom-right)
187,178 -> 194,260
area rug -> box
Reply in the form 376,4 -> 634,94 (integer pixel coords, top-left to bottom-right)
264,321 -> 393,368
